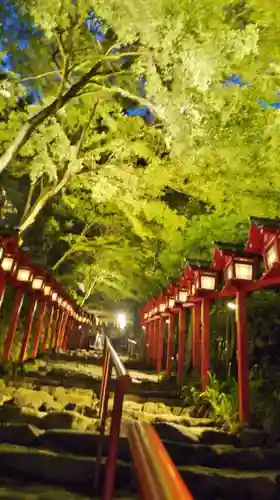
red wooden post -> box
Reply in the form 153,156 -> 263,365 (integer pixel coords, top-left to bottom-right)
166,313 -> 175,376
31,301 -> 47,358
65,317 -> 74,350
102,378 -> 124,500
2,289 -> 24,360
157,316 -> 165,373
41,304 -> 54,351
192,303 -> 201,367
201,298 -> 211,391
54,310 -> 65,350
0,273 -> 6,310
50,307 -> 60,348
152,319 -> 157,366
178,308 -> 186,380
236,290 -> 250,423
146,322 -> 152,364
19,296 -> 38,363
59,312 -> 69,350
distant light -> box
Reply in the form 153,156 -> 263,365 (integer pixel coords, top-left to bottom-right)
227,301 -> 236,310
117,313 -> 126,330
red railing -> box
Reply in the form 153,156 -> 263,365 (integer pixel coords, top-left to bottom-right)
95,336 -> 132,500
127,421 -> 194,500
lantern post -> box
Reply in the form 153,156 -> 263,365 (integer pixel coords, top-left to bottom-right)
0,234 -> 19,311
192,303 -> 201,368
165,284 -> 176,376
29,268 -> 48,359
157,294 -> 167,373
41,301 -> 54,351
186,262 -> 219,390
19,265 -> 48,363
175,278 -> 189,381
3,250 -> 32,361
213,242 -> 259,423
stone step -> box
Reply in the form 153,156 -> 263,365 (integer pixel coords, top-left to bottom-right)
1,424 -> 280,476
0,443 -> 135,495
178,465 -> 280,500
0,441 -> 279,500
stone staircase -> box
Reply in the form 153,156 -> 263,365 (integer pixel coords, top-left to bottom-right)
0,352 -> 279,499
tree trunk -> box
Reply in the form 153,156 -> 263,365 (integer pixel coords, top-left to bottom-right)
0,61 -> 102,175
19,170 -> 71,234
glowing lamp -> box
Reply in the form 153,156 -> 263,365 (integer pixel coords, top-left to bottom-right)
194,268 -> 218,292
32,276 -> 44,291
178,290 -> 188,303
168,297 -> 175,309
52,292 -> 58,302
159,301 -> 166,312
57,297 -> 63,306
17,267 -> 33,283
144,312 -> 148,320
264,237 -> 280,271
225,256 -> 255,282
1,255 -> 15,272
43,284 -> 52,296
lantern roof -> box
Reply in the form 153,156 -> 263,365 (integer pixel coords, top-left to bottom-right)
213,242 -> 259,271
250,216 -> 280,230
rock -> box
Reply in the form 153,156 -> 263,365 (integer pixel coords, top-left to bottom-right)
239,429 -> 267,447
123,401 -> 143,413
11,388 -> 55,411
52,387 -> 95,407
40,400 -> 64,412
43,411 -> 92,431
19,407 -> 47,427
155,403 -> 172,414
143,402 -> 158,414
0,423 -> 42,445
83,405 -> 98,418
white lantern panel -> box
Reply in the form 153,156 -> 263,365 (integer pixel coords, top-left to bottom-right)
168,298 -> 175,309
17,268 -> 32,282
179,291 -> 188,302
159,303 -> 166,312
32,277 -> 44,290
44,285 -> 52,296
267,244 -> 278,269
200,276 -> 216,290
1,256 -> 14,272
52,292 -> 58,301
235,263 -> 253,280
227,265 -> 233,280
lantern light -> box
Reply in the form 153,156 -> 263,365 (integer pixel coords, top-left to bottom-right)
266,242 -> 278,269
226,260 -> 254,281
43,284 -> 52,296
1,255 -> 15,272
32,276 -> 44,291
17,267 -> 33,283
200,275 -> 216,290
235,262 -> 253,280
52,292 -> 58,302
159,302 -> 166,313
168,297 -> 175,309
178,290 -> 188,303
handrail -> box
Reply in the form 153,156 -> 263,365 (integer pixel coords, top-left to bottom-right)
127,421 -> 194,500
95,336 -> 132,500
